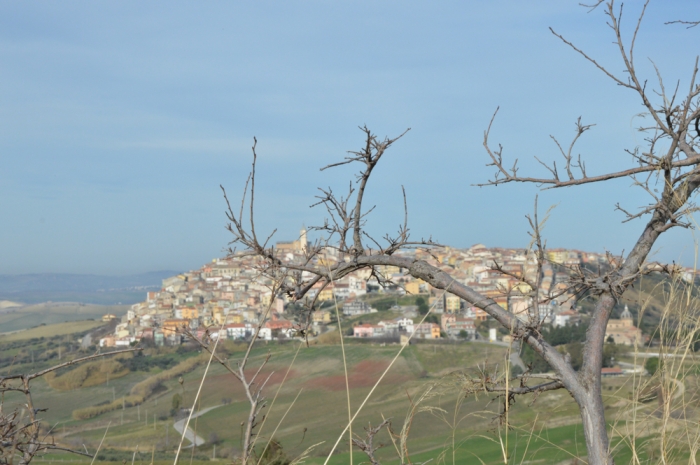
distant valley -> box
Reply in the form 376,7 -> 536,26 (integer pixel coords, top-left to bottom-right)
0,271 -> 180,305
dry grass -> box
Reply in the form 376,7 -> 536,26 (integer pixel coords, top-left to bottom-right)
72,353 -> 208,420
45,358 -> 129,390
0,320 -> 103,341
315,329 -> 341,345
0,303 -> 127,333
605,273 -> 700,464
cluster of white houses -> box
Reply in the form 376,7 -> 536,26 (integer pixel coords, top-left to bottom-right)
99,231 -> 648,347
353,317 -> 442,340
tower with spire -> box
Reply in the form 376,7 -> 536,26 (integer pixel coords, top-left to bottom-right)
299,227 -> 307,252
620,304 -> 633,322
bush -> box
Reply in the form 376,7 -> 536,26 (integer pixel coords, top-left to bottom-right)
602,343 -> 624,368
172,393 -> 182,410
72,353 -> 207,420
256,439 -> 290,465
542,323 -> 588,346
416,297 -> 429,315
121,352 -> 181,372
645,357 -> 662,375
94,448 -> 208,462
45,359 -> 128,390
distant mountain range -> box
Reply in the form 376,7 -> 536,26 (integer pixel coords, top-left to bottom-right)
0,271 -> 180,305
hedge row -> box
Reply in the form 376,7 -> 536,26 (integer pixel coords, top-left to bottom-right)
72,353 -> 208,420
45,359 -> 128,391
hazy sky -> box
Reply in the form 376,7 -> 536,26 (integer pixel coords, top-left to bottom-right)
1,1 -> 698,275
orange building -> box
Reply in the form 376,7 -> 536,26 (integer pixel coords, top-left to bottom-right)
162,319 -> 187,337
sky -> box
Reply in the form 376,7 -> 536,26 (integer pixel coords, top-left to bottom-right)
0,1 -> 698,275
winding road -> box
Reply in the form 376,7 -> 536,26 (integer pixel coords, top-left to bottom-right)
173,405 -> 223,447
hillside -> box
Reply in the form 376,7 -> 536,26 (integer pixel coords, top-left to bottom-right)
2,322 -> 685,465
0,302 -> 128,333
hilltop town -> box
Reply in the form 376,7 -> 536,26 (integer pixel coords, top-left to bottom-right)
99,229 -> 669,349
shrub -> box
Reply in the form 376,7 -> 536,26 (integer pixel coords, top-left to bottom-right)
45,359 -> 128,390
72,353 -> 207,420
645,356 -> 662,375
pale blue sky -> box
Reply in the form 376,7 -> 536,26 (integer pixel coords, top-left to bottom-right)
0,1 -> 697,275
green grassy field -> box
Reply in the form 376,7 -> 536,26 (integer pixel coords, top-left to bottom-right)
0,302 -> 127,333
3,320 -> 697,465
9,340 -> 660,464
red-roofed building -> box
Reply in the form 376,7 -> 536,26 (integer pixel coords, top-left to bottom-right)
601,367 -> 623,377
353,323 -> 377,338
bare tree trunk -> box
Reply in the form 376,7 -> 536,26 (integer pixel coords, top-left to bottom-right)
576,293 -> 617,465
242,399 -> 258,465
576,390 -> 612,465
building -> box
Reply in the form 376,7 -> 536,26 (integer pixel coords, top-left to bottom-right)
276,228 -> 308,252
376,318 -> 412,337
554,309 -> 580,328
414,323 -> 441,339
601,367 -> 623,377
605,305 -> 644,346
162,318 -> 187,337
264,319 -> 295,338
468,306 -> 489,322
181,307 -> 200,320
312,310 -> 332,324
404,280 -> 425,295
445,295 -> 461,313
225,323 -> 251,340
99,335 -> 116,347
353,324 -> 378,338
429,295 -> 445,314
343,300 -> 372,316
441,314 -> 476,339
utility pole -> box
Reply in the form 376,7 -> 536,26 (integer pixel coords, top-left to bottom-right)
137,405 -> 140,421
112,387 -> 115,402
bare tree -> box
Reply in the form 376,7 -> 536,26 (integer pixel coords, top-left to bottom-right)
221,2 -> 700,464
351,419 -> 391,465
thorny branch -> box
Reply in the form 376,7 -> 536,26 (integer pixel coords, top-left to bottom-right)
351,419 -> 392,465
0,348 -> 139,465
666,19 -> 700,29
